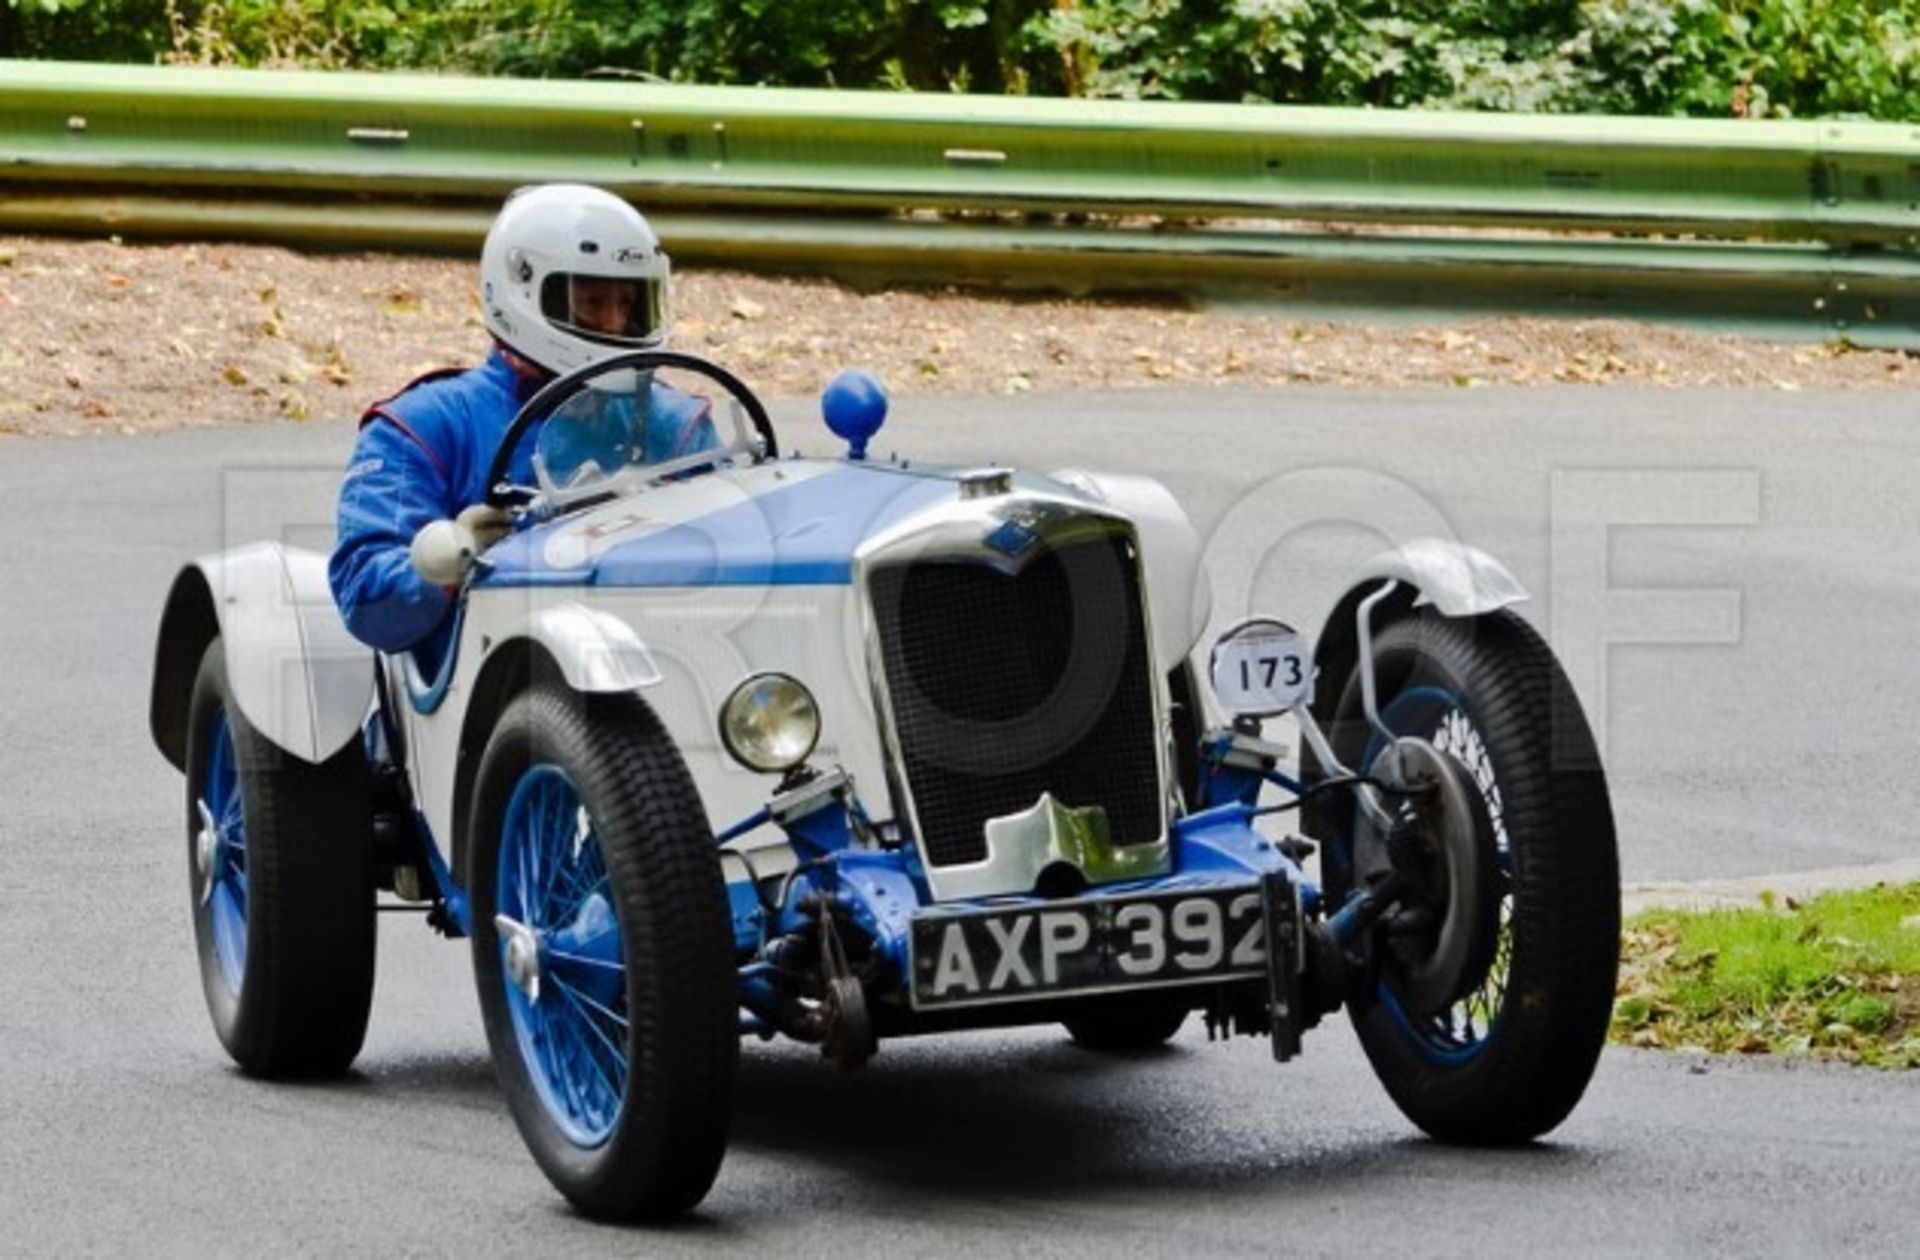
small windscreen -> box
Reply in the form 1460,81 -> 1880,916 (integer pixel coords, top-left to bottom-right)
532,365 -> 755,503
538,273 -> 666,345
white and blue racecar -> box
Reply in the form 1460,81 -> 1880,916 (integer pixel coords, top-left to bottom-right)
149,352 -> 1620,1221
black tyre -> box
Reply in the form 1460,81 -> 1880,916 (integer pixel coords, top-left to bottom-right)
1310,608 -> 1619,1144
469,686 -> 737,1221
184,637 -> 376,1077
1063,1005 -> 1187,1052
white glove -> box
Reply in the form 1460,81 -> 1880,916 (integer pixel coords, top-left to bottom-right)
409,519 -> 478,588
411,505 -> 513,588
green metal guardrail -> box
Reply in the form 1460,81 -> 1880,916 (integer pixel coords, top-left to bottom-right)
2,61 -> 1916,347
4,191 -> 1911,345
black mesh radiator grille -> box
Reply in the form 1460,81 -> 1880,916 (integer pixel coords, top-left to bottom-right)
869,532 -> 1163,868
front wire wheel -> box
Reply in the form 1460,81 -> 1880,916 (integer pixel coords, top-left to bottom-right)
497,765 -> 629,1147
470,686 -> 737,1221
1313,608 -> 1620,1144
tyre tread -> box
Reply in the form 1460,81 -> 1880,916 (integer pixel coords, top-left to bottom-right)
472,686 -> 736,1221
1327,609 -> 1619,1145
187,638 -> 376,1079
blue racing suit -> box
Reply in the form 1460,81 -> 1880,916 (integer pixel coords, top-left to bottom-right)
329,348 -> 718,676
329,350 -> 536,677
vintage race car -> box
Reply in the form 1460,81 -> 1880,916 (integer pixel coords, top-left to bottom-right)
149,352 -> 1620,1221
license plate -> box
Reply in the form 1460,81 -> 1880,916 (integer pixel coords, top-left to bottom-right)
908,886 -> 1268,1010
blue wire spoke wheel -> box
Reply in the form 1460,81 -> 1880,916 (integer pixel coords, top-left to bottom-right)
195,710 -> 249,995
183,637 -> 376,1079
1308,606 -> 1619,1145
471,686 -> 736,1222
496,765 -> 630,1147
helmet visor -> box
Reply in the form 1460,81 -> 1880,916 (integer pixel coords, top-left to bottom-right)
538,272 -> 666,346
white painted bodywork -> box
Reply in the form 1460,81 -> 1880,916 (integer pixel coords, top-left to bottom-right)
390,463 -> 1215,882
1354,537 -> 1529,616
398,584 -> 883,864
177,459 -> 1272,890
534,459 -> 846,573
165,467 -> 1531,907
398,601 -> 666,702
189,542 -> 376,765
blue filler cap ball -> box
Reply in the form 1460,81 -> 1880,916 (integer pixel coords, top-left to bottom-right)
822,369 -> 888,461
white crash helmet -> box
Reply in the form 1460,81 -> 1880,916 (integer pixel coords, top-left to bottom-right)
479,183 -> 671,375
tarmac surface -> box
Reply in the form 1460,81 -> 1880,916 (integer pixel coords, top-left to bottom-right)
1,386 -> 1915,1254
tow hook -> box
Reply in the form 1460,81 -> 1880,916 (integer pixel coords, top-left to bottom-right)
813,897 -> 875,1071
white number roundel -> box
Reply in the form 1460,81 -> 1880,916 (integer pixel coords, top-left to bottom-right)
1210,620 -> 1313,717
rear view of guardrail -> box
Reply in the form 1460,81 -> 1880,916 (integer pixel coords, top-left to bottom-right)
2,61 -> 1916,347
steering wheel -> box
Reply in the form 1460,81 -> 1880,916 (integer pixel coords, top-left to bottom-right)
483,349 -> 779,508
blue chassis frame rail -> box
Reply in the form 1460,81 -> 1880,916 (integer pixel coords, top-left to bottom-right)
382,697 -> 1335,1055
716,742 -> 1325,1049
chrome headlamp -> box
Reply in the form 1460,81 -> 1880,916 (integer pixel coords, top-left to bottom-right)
718,673 -> 821,774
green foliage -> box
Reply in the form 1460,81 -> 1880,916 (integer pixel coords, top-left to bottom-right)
1614,882 -> 1920,1069
1038,0 -> 1920,117
1714,0 -> 1920,119
6,0 -> 1918,121
151,1 -> 1060,91
1826,992 -> 1894,1035
2,0 -> 172,60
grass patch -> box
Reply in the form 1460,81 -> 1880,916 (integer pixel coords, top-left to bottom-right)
1613,882 -> 1920,1069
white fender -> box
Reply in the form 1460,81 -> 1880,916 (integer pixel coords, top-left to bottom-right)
1051,468 -> 1213,671
1295,540 -> 1528,727
1356,537 -> 1528,616
179,542 -> 375,764
520,599 -> 664,693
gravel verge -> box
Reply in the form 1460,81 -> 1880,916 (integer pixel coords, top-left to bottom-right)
2,234 -> 1913,438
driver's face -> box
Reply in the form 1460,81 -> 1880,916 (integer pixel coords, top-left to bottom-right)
569,276 -> 639,335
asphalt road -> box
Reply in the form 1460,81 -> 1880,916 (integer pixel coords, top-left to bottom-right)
2,387 -> 1916,1255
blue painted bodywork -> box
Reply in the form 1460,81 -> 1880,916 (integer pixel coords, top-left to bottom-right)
476,462 -> 959,590
404,603 -> 467,715
419,811 -> 470,938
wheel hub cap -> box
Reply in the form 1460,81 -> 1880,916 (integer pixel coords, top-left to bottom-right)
1374,736 -> 1501,1015
194,798 -> 218,903
497,915 -> 542,1003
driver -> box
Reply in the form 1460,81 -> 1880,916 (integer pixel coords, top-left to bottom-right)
329,183 -> 716,670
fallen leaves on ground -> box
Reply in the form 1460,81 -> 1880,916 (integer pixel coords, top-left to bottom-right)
1614,883 -> 1920,1070
0,233 -> 1913,437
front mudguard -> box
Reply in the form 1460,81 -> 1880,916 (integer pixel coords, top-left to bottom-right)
151,542 -> 375,771
1306,538 -> 1528,746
